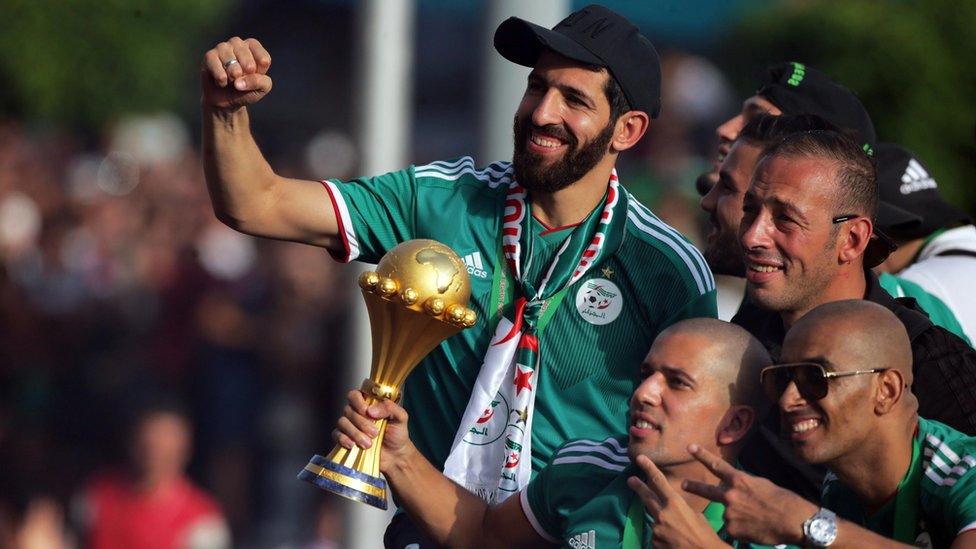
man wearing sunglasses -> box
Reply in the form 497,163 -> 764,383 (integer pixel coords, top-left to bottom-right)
729,120 -> 976,502
680,300 -> 976,548
333,318 -> 785,548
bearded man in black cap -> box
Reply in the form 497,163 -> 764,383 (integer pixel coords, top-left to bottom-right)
875,143 -> 976,344
199,5 -> 716,547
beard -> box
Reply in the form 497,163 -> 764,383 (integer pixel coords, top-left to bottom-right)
705,220 -> 746,276
744,244 -> 837,314
511,114 -> 614,194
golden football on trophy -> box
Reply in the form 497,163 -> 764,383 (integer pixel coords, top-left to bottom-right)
298,239 -> 477,509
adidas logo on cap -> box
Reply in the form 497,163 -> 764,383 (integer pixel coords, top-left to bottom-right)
900,158 -> 937,195
463,251 -> 489,279
568,529 -> 596,549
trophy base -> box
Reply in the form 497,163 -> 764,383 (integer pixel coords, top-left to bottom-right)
298,454 -> 388,510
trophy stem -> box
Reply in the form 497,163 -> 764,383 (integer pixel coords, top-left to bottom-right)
298,396 -> 390,510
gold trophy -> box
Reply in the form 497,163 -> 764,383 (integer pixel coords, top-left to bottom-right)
298,239 -> 477,509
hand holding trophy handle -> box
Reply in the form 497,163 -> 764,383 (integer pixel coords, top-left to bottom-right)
298,240 -> 477,509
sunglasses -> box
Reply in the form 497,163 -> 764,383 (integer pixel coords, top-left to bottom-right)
760,362 -> 887,402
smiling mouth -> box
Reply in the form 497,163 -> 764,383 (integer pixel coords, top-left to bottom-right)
792,418 -> 820,433
785,415 -> 824,441
714,143 -> 731,165
748,263 -> 781,273
631,416 -> 662,432
530,133 -> 564,148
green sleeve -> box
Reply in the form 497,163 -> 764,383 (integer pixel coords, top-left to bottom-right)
944,466 -> 976,536
522,460 -> 563,543
323,166 -> 417,264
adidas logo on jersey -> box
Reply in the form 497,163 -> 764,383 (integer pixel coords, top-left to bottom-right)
900,158 -> 937,194
568,530 -> 596,549
462,251 -> 489,279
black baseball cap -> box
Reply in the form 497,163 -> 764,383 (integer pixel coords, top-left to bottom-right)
875,143 -> 971,240
756,62 -> 877,156
494,4 -> 661,118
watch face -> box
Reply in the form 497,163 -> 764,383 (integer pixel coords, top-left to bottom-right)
810,517 -> 838,544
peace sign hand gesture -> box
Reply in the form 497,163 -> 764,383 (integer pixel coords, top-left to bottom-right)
681,444 -> 817,546
628,454 -> 729,549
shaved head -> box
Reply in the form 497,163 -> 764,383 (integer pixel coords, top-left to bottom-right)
658,318 -> 772,412
785,300 -> 913,385
631,317 -> 773,467
779,300 -> 918,471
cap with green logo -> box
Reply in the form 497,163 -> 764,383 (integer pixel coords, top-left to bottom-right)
757,61 -> 876,156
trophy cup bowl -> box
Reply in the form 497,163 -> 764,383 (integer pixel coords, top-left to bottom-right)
298,239 -> 477,509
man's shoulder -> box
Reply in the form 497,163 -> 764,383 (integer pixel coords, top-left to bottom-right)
918,418 -> 976,524
546,435 -> 632,479
411,156 -> 513,192
919,417 -> 976,485
918,225 -> 976,261
908,314 -> 974,361
620,194 -> 714,295
866,272 -> 934,341
532,436 -> 632,515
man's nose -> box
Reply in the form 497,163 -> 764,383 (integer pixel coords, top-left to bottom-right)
779,380 -> 808,411
633,372 -> 665,408
716,113 -> 744,145
530,89 -> 563,128
740,210 -> 772,252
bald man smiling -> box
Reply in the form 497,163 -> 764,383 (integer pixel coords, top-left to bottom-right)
681,301 -> 976,548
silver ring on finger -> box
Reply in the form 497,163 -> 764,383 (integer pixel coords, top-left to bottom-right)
223,58 -> 239,69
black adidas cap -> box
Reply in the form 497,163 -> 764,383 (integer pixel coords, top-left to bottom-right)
875,143 -> 971,240
756,62 -> 877,156
494,4 -> 662,118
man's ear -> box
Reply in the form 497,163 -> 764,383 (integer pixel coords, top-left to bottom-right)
716,405 -> 756,447
875,369 -> 905,415
610,111 -> 649,153
838,217 -> 872,264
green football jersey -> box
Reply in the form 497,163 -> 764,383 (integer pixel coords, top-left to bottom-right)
822,417 -> 976,547
879,272 -> 971,345
324,156 -> 717,474
522,435 -> 792,548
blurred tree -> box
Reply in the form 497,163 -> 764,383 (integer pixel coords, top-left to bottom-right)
720,0 -> 976,214
0,0 -> 230,134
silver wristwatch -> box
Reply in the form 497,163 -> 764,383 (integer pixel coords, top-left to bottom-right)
802,508 -> 838,548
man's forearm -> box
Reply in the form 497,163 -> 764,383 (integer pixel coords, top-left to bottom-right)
202,106 -> 278,232
384,445 -> 493,549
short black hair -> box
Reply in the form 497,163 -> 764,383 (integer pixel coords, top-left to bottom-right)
758,127 -> 878,220
604,74 -> 631,123
581,62 -> 632,124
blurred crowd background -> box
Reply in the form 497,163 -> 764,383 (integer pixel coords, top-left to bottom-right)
0,1 -> 973,547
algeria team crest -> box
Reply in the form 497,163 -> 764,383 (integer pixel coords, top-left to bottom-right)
575,278 -> 623,325
461,394 -> 510,446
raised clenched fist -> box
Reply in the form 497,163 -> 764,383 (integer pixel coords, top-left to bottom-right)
201,36 -> 273,111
